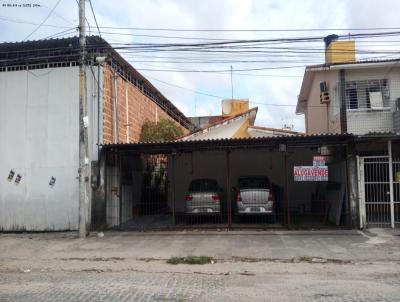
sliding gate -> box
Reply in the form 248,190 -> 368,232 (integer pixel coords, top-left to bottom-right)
358,155 -> 400,228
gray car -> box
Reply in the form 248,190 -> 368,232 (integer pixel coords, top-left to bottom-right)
185,179 -> 221,215
235,176 -> 274,215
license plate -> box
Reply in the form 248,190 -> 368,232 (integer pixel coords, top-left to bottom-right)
250,207 -> 260,212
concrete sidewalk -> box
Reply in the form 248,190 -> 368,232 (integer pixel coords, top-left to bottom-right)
0,229 -> 399,271
1,229 -> 400,302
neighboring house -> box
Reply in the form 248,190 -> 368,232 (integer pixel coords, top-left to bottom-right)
296,35 -> 400,230
0,36 -> 194,231
296,35 -> 400,135
183,99 -> 300,141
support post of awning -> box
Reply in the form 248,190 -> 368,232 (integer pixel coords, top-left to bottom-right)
388,140 -> 395,229
226,149 -> 232,229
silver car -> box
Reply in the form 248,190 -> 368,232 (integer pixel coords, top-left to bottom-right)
185,179 -> 221,214
235,176 -> 274,215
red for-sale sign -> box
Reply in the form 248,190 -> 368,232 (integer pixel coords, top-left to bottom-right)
294,166 -> 328,181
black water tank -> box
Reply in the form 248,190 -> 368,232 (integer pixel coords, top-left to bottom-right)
324,34 -> 339,47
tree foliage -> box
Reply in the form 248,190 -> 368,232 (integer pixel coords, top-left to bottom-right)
139,119 -> 184,142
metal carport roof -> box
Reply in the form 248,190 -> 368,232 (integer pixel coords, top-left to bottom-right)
101,133 -> 355,154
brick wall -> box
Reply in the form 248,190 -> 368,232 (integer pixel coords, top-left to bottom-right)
102,65 -> 188,144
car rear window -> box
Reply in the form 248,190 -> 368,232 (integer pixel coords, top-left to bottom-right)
238,177 -> 270,189
189,179 -> 219,192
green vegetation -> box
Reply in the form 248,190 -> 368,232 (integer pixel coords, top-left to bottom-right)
166,256 -> 214,265
139,118 -> 183,142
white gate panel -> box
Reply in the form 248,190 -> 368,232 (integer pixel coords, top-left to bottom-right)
393,159 -> 400,227
359,150 -> 398,228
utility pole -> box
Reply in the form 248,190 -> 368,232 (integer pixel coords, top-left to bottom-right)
78,0 -> 89,238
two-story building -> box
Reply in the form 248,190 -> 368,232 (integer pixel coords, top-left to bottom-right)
296,35 -> 400,229
297,34 -> 400,135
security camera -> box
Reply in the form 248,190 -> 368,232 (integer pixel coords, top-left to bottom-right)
95,56 -> 107,64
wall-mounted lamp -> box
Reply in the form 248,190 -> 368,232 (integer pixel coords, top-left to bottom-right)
95,56 -> 107,64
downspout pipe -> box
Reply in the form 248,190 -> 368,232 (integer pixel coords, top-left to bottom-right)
112,69 -> 119,143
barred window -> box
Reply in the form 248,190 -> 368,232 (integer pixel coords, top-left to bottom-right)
345,79 -> 390,109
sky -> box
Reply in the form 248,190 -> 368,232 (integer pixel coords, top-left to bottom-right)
1,0 -> 400,131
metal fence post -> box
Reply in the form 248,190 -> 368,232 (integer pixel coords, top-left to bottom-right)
283,152 -> 290,226
356,155 -> 363,229
171,151 -> 176,226
226,149 -> 232,229
388,140 -> 395,229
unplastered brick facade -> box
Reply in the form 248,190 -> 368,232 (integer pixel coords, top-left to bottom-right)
102,65 -> 188,144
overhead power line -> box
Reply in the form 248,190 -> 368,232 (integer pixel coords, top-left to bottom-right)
0,15 -> 70,28
136,65 -> 307,73
41,27 -> 78,40
23,0 -> 63,41
143,74 -> 351,109
88,0 -> 101,37
145,75 -> 224,99
95,26 -> 400,32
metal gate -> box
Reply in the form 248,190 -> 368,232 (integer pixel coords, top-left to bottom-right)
358,154 -> 400,228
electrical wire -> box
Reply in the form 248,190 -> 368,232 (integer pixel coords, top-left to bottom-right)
23,0 -> 63,41
41,27 -> 77,40
142,74 -> 352,109
88,0 -> 101,37
95,26 -> 400,32
144,75 -> 224,99
0,15 -> 70,29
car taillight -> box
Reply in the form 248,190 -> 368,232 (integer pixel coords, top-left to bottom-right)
212,194 -> 220,202
185,194 -> 193,201
268,192 -> 274,201
236,191 -> 242,202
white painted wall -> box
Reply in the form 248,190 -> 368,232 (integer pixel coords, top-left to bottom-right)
345,67 -> 400,134
0,66 -> 99,230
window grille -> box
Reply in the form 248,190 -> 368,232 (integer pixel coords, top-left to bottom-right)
345,79 -> 390,110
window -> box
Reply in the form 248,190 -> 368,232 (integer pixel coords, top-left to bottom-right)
345,79 -> 389,110
238,177 -> 270,189
189,179 -> 219,192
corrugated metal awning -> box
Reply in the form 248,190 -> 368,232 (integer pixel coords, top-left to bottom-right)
101,133 -> 356,154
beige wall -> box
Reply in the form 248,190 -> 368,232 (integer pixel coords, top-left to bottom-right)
305,70 -> 340,134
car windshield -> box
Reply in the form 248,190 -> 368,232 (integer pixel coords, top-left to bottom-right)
189,179 -> 219,192
238,177 -> 270,189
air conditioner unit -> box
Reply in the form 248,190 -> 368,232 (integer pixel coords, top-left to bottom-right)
319,81 -> 330,104
320,92 -> 330,104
